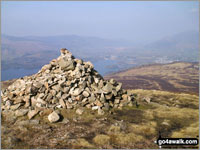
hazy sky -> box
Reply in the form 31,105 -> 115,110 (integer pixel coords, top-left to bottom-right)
1,1 -> 199,43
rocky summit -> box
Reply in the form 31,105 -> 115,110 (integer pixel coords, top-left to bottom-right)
1,48 -> 135,123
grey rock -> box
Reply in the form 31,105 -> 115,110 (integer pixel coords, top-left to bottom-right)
62,94 -> 68,99
72,88 -> 83,96
76,108 -> 84,115
13,98 -> 23,104
58,58 -> 75,71
114,99 -> 120,104
39,86 -> 46,93
98,80 -> 104,88
7,92 -> 14,99
98,108 -> 105,115
15,120 -> 30,126
10,103 -> 21,111
112,90 -> 117,96
29,119 -> 40,125
105,93 -> 113,100
46,93 -> 55,101
88,93 -> 95,102
16,119 -> 40,125
116,83 -> 122,92
103,103 -> 110,111
128,96 -> 132,101
2,96 -> 8,102
30,86 -> 38,95
56,92 -> 62,99
52,85 -> 60,92
31,97 -> 37,106
92,106 -> 99,110
15,109 -> 29,117
62,87 -> 70,93
79,81 -> 86,89
143,97 -> 151,103
33,82 -> 43,89
62,118 -> 70,124
102,83 -> 113,93
87,76 -> 93,84
82,91 -> 90,98
56,105 -> 62,108
122,94 -> 128,101
66,101 -> 73,109
5,100 -> 12,107
68,98 -> 73,103
94,78 -> 99,84
95,100 -> 103,107
36,98 -> 46,104
161,120 -> 170,126
75,95 -> 83,101
76,59 -> 83,65
28,109 -> 39,120
59,99 -> 66,108
38,93 -> 45,98
109,78 -> 116,85
48,111 -> 60,123
82,98 -> 88,102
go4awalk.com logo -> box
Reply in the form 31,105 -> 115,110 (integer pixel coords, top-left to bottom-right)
154,133 -> 199,148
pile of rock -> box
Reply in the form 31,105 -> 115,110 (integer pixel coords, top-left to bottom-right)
1,48 -> 135,122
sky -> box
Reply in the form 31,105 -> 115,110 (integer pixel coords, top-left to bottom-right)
1,1 -> 199,43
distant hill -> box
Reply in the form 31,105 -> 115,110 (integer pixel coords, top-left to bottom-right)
1,34 -> 133,70
105,62 -> 199,94
143,31 -> 199,62
1,30 -> 199,79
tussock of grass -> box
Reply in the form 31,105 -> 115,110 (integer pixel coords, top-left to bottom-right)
73,138 -> 94,148
108,125 -> 121,134
129,122 -> 157,137
154,106 -> 198,123
93,134 -> 110,145
153,106 -> 199,136
129,89 -> 199,139
171,122 -> 199,138
143,110 -> 155,120
113,133 -> 143,146
132,89 -> 198,107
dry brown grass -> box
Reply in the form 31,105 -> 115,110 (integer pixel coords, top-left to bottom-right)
93,134 -> 110,146
1,89 -> 199,149
171,122 -> 199,138
73,138 -> 94,148
105,62 -> 199,94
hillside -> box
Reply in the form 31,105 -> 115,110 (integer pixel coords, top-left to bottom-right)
1,49 -> 199,149
105,62 -> 199,95
1,88 -> 199,149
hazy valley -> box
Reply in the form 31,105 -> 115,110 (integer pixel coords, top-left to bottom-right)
2,30 -> 199,81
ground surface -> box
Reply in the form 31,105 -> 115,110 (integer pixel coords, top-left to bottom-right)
1,89 -> 199,149
105,62 -> 199,95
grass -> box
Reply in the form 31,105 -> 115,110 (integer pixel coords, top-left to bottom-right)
171,122 -> 199,138
93,134 -> 110,146
73,138 -> 94,148
111,133 -> 144,147
1,89 -> 199,149
105,62 -> 199,94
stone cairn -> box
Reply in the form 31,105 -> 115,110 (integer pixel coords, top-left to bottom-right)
1,48 -> 135,123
